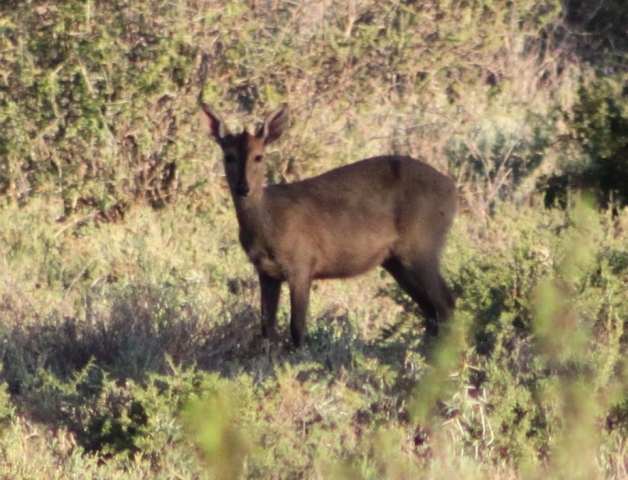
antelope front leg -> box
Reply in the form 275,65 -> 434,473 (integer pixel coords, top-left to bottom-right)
259,274 -> 282,341
288,273 -> 312,347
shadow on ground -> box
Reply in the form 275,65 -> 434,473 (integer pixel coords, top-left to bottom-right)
0,280 -> 439,455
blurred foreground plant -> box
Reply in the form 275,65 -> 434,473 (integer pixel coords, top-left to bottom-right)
182,386 -> 249,479
532,198 -> 621,479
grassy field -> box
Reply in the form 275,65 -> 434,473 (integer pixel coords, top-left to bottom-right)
1,198 -> 627,479
1,0 -> 628,478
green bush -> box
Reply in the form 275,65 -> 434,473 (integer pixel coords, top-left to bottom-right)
543,74 -> 628,210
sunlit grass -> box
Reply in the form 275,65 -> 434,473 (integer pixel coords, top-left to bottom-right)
0,198 -> 618,478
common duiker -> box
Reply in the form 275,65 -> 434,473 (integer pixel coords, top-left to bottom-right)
201,103 -> 457,347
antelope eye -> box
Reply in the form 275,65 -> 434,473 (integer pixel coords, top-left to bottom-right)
225,154 -> 237,164
253,155 -> 263,163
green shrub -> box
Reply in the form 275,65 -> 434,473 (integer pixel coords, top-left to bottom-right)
542,73 -> 628,211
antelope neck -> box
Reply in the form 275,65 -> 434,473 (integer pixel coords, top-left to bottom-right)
232,188 -> 270,253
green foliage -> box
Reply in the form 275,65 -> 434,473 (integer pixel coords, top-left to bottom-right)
0,187 -> 627,478
395,200 -> 628,475
563,0 -> 628,66
182,383 -> 250,479
0,0 -> 200,214
33,363 -> 149,456
544,73 -> 628,210
0,381 -> 14,435
574,75 -> 628,207
0,0 -> 576,220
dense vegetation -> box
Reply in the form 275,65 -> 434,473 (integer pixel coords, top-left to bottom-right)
0,0 -> 627,478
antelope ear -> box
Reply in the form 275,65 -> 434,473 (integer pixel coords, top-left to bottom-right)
201,103 -> 231,142
256,103 -> 289,145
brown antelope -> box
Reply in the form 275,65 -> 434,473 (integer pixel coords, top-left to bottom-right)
201,103 -> 457,347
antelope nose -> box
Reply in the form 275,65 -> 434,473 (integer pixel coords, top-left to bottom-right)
235,183 -> 250,196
